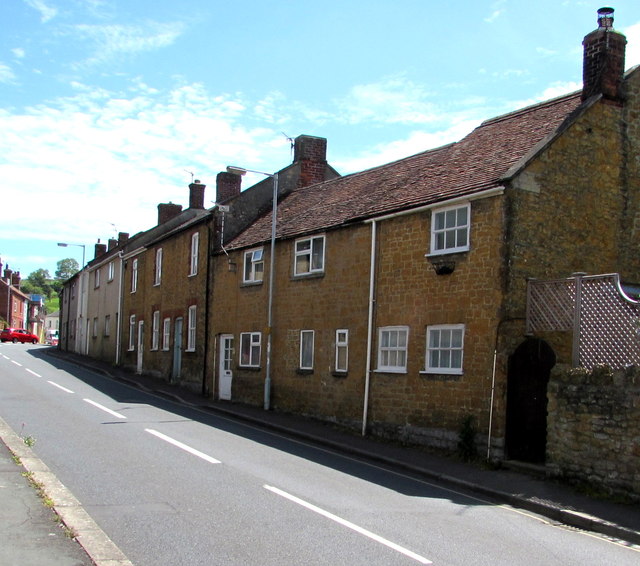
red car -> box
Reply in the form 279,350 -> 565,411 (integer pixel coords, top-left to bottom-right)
1,328 -> 39,344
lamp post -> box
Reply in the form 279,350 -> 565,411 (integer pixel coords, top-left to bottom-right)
57,242 -> 86,268
226,166 -> 278,411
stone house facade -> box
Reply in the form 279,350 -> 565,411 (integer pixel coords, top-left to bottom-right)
85,233 -> 129,363
208,10 -> 640,461
0,262 -> 29,329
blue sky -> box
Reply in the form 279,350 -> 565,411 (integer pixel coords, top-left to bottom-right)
2,0 -> 640,279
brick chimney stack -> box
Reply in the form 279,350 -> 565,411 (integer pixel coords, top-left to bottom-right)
118,232 -> 129,247
108,238 -> 117,251
94,240 -> 107,258
216,172 -> 242,203
582,7 -> 627,102
294,135 -> 327,188
158,202 -> 183,225
189,180 -> 206,209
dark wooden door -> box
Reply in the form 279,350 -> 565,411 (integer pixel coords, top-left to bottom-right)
505,338 -> 556,463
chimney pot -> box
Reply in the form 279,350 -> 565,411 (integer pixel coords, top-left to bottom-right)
597,7 -> 614,29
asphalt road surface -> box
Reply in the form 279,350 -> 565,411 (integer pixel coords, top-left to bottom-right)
1,343 -> 638,566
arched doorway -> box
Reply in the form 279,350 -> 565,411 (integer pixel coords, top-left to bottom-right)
505,338 -> 556,463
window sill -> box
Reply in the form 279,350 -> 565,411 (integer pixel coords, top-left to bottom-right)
374,369 -> 407,375
420,370 -> 463,381
238,365 -> 261,371
292,272 -> 325,281
240,281 -> 264,288
296,368 -> 314,375
332,371 -> 348,378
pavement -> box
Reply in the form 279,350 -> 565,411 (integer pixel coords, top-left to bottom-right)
1,349 -> 640,566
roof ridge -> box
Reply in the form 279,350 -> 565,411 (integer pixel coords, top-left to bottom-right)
479,90 -> 582,128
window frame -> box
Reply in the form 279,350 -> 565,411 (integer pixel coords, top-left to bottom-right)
429,203 -> 470,256
131,259 -> 138,293
104,314 -> 111,337
151,310 -> 160,351
425,324 -> 465,375
128,315 -> 136,351
94,269 -> 100,289
186,305 -> 197,352
294,235 -> 325,276
92,317 -> 98,338
243,247 -> 265,284
299,330 -> 315,370
162,318 -> 171,351
335,329 -> 349,372
239,332 -> 261,368
107,261 -> 115,282
376,326 -> 409,373
189,232 -> 199,276
154,248 -> 163,286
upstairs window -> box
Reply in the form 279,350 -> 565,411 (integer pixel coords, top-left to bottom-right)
94,269 -> 100,288
294,235 -> 325,276
377,326 -> 409,373
430,203 -> 470,255
243,248 -> 264,283
107,261 -> 115,282
426,324 -> 465,374
189,233 -> 199,276
131,259 -> 138,293
154,248 -> 163,286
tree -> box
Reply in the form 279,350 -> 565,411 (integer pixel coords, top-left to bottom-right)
21,268 -> 53,298
55,258 -> 79,280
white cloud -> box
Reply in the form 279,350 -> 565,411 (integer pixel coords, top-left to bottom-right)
0,63 -> 16,84
484,0 -> 506,23
336,76 -> 439,126
623,21 -> 640,69
12,48 -> 26,59
67,21 -> 186,68
0,82 -> 287,247
23,0 -> 58,23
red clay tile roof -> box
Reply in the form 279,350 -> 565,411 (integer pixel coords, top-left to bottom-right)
227,92 -> 582,250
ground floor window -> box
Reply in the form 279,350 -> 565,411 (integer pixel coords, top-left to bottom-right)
240,332 -> 261,367
299,330 -> 314,370
426,324 -> 465,374
377,326 -> 409,373
335,329 -> 348,372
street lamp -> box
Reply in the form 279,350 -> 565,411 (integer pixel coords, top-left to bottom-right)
57,242 -> 86,268
226,165 -> 278,411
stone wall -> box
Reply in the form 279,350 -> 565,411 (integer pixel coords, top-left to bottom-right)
547,364 -> 640,498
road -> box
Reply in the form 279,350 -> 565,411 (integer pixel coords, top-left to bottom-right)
0,343 -> 638,566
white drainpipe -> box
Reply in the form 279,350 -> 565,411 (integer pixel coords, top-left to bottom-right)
362,219 -> 377,436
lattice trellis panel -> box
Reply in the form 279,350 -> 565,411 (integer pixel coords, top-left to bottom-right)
579,275 -> 640,369
527,274 -> 640,369
526,278 -> 575,333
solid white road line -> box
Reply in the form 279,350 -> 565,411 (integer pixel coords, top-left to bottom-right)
145,428 -> 221,464
264,485 -> 432,565
47,381 -> 74,394
83,398 -> 127,419
26,369 -> 41,377
11,360 -> 22,366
